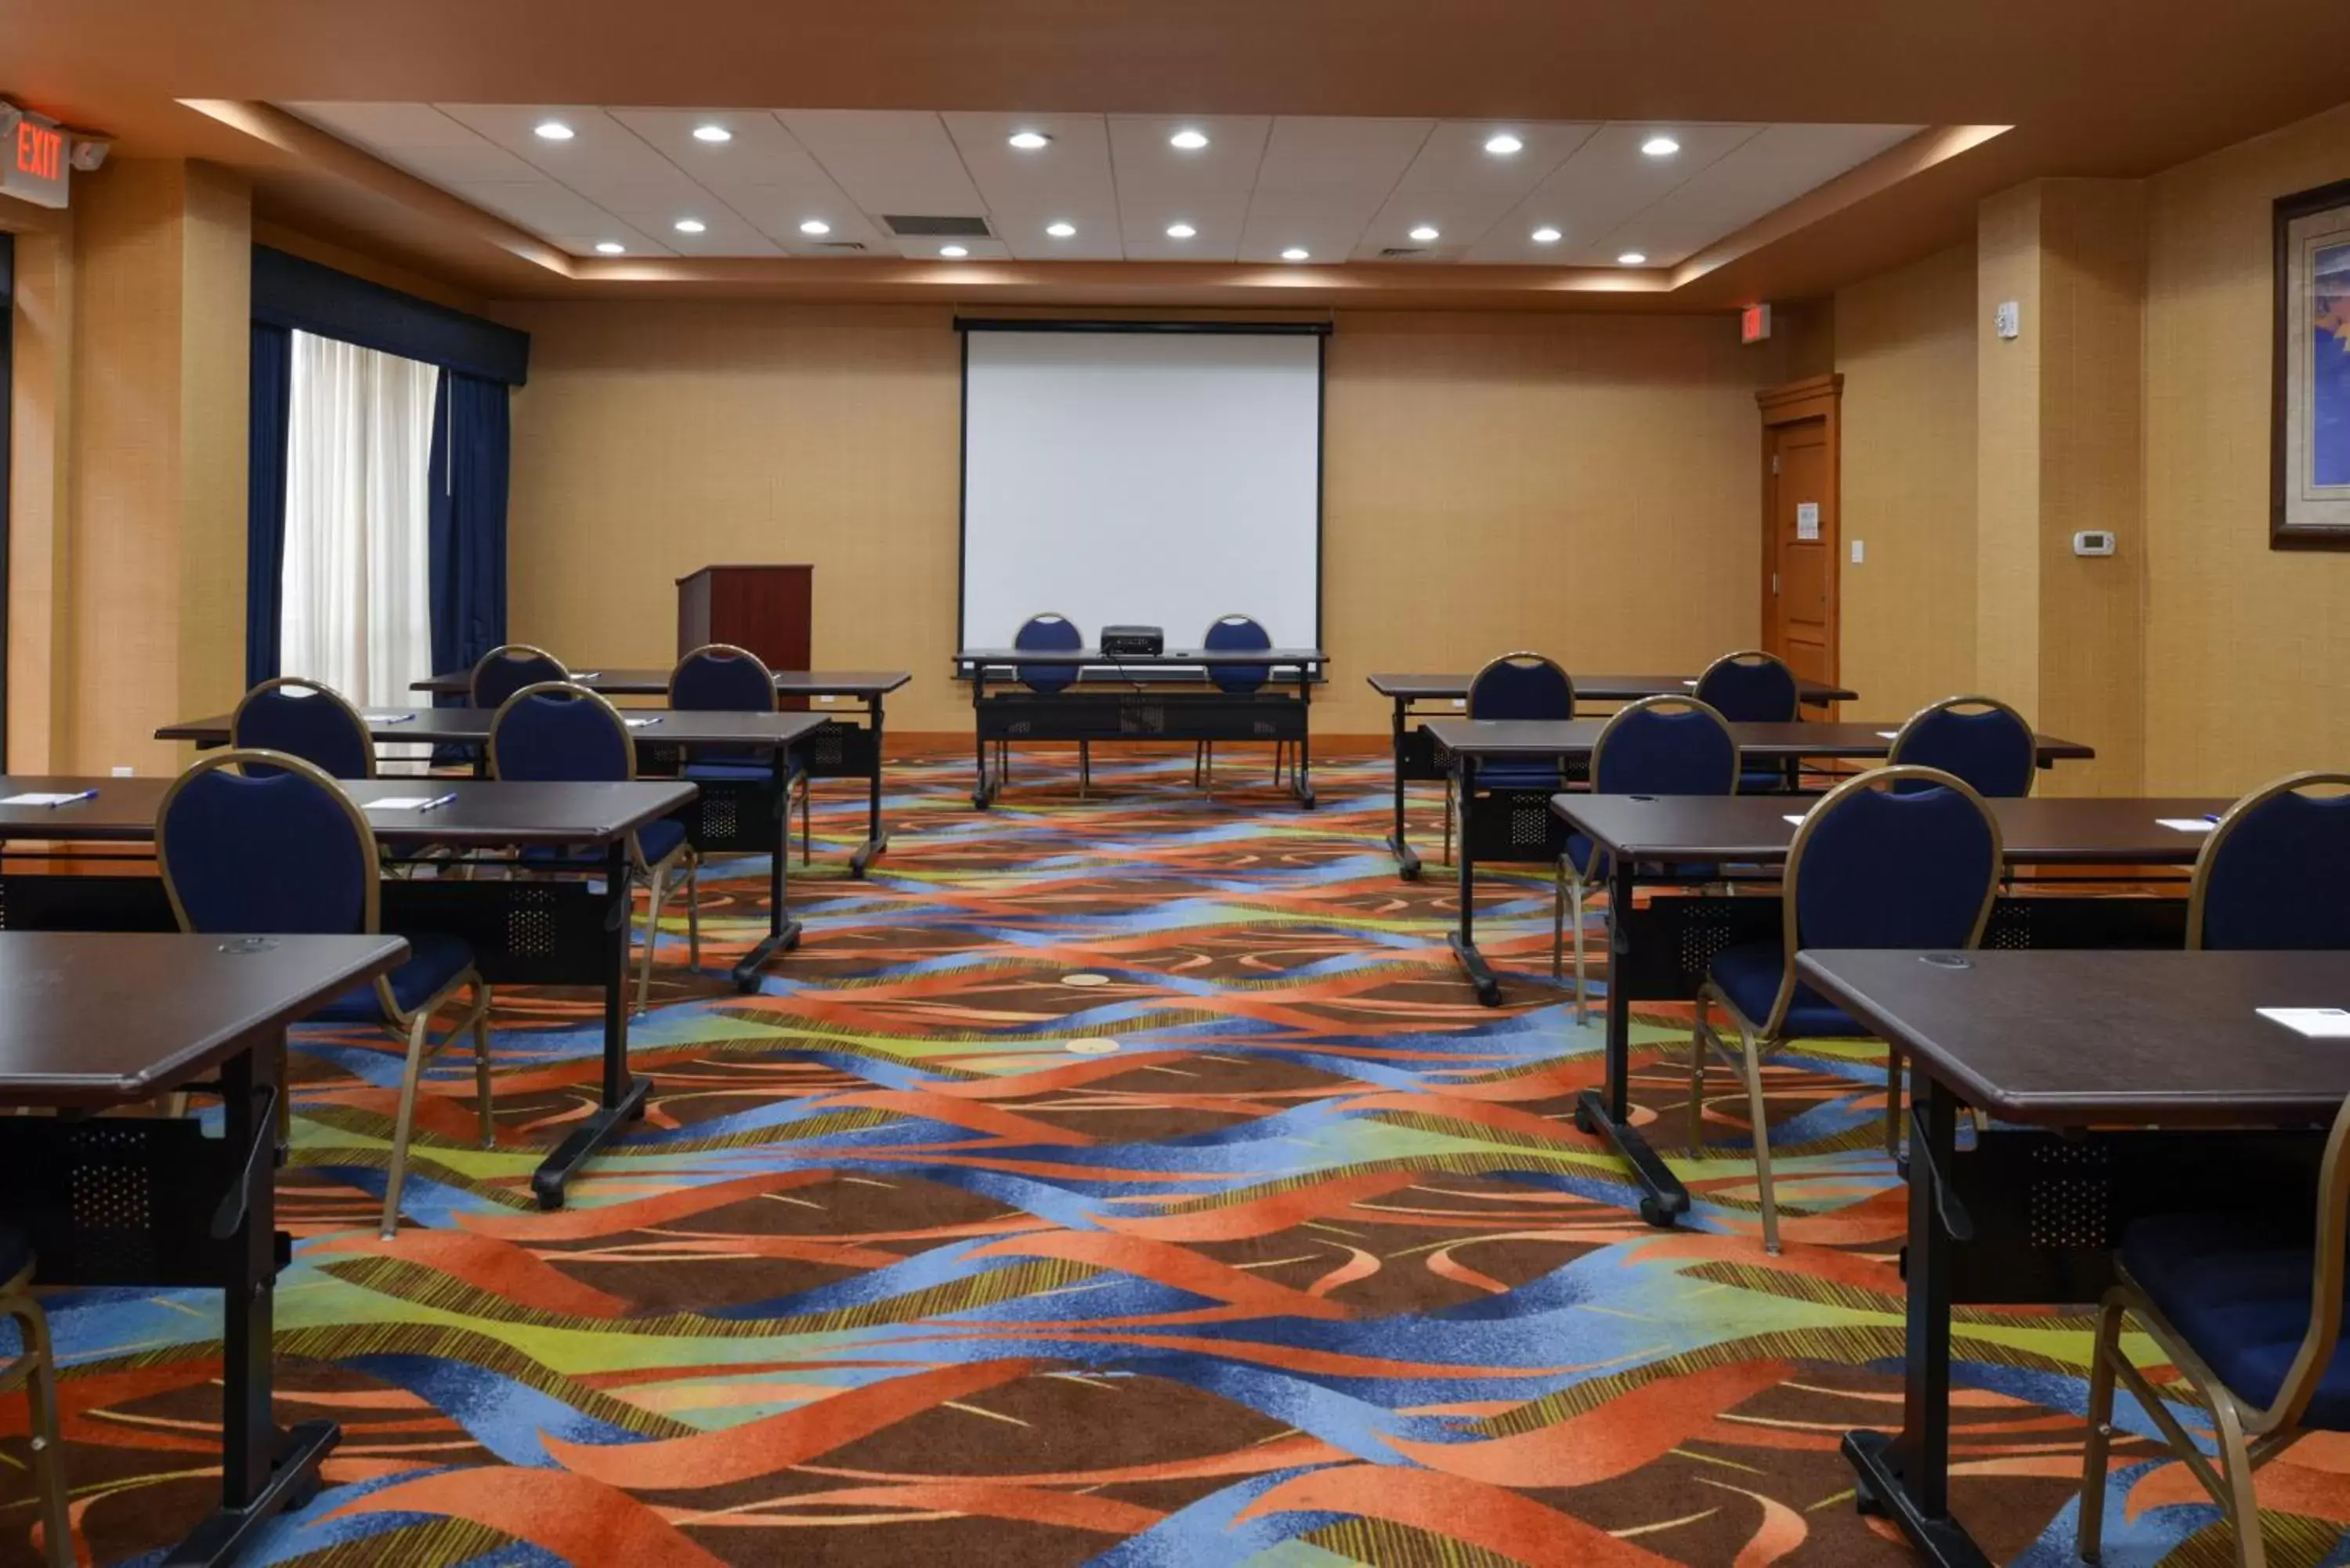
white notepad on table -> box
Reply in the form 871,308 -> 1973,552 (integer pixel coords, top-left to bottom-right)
2156,818 -> 2217,833
1877,730 -> 1900,740
1782,814 -> 1807,826
364,713 -> 417,724
624,717 -> 662,728
2258,1007 -> 2350,1039
0,792 -> 92,807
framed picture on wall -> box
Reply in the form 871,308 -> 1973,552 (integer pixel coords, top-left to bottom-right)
2274,177 -> 2350,547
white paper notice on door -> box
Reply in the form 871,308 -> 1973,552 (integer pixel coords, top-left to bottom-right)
1795,502 -> 1821,541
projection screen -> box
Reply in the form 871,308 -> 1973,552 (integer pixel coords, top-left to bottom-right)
958,323 -> 1325,652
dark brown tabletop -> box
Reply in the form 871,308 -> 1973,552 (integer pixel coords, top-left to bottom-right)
1423,717 -> 2095,764
1369,672 -> 1856,704
157,708 -> 829,750
1795,948 -> 2350,1127
956,648 -> 1328,667
1553,794 -> 2232,864
0,931 -> 408,1107
0,777 -> 696,847
413,668 -> 911,698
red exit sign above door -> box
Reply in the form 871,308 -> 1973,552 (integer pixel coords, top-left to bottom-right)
2,107 -> 69,208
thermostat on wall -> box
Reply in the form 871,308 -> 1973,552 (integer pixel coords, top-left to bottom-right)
2072,529 -> 2117,557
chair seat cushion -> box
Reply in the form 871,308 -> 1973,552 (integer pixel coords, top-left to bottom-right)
1476,761 -> 1562,792
0,1219 -> 28,1285
2124,1211 -> 2350,1429
682,761 -> 774,783
309,932 -> 475,1022
1739,766 -> 1795,794
1708,944 -> 1868,1038
638,818 -> 688,865
1565,836 -> 1717,885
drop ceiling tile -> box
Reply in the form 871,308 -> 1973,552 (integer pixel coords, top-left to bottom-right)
1253,117 -> 1434,199
779,110 -> 985,215
548,229 -> 677,258
1505,121 -> 1766,265
706,186 -> 890,251
942,112 -> 1118,213
284,102 -> 490,150
1577,122 -> 1922,266
607,108 -> 824,190
1237,212 -> 1371,265
1390,121 -> 1600,195
437,105 -> 689,196
599,204 -> 781,256
1119,192 -> 1249,262
1106,115 -> 1272,200
990,209 -> 1126,262
451,180 -> 627,236
889,236 -> 1013,262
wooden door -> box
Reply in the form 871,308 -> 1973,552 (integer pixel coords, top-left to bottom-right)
1756,376 -> 1842,693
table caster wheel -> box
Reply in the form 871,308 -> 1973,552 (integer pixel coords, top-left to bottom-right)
1638,1196 -> 1676,1228
1572,1099 -> 1599,1136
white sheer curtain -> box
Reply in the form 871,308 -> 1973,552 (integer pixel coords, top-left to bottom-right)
280,331 -> 440,722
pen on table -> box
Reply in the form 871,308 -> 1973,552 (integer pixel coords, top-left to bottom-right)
46,789 -> 98,807
415,792 -> 460,812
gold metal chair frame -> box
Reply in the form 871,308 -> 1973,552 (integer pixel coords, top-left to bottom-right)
490,682 -> 702,1016
230,676 -> 378,780
0,1252 -> 71,1566
1551,695 -> 1740,1025
2079,1089 -> 2350,1568
669,642 -> 813,866
1687,764 -> 2001,1254
2186,770 -> 2350,951
1444,651 -> 1577,868
468,643 -> 572,707
156,750 -> 495,1241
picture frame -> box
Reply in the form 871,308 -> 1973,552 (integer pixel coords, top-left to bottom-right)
2272,176 -> 2350,548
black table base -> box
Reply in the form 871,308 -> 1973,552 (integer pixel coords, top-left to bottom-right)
1844,1429 -> 1994,1568
531,1071 -> 651,1209
969,674 -> 1315,811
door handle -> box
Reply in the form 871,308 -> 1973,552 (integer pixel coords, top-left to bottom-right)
1771,572 -> 1780,595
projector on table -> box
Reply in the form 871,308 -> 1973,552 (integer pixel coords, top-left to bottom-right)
1101,625 -> 1165,657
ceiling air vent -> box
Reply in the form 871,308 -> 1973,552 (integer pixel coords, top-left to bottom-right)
813,240 -> 870,253
1378,246 -> 1431,259
883,215 -> 993,238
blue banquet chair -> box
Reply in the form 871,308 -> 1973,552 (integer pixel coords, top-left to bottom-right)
1446,652 -> 1576,865
669,642 -> 812,863
1695,649 -> 1801,793
1887,694 -> 2037,798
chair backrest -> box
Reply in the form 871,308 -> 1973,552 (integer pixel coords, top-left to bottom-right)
1889,695 -> 2037,798
668,643 -> 779,712
1467,652 -> 1575,722
489,682 -> 636,783
471,644 -> 570,709
1694,649 -> 1799,723
1202,614 -> 1271,695
2189,771 -> 2350,950
230,677 -> 375,780
1014,613 -> 1083,695
1783,765 -> 2001,979
156,750 -> 379,936
2258,1087 -> 2350,1429
1590,695 -> 1740,796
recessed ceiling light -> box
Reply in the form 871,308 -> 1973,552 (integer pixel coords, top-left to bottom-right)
1531,226 -> 1563,244
1046,221 -> 1076,238
1618,251 -> 1647,266
1641,135 -> 1680,157
1484,132 -> 1524,156
594,241 -> 625,255
533,120 -> 574,141
1166,222 -> 1196,239
1007,130 -> 1052,150
940,244 -> 969,258
692,125 -> 732,144
1169,128 -> 1209,151
674,218 -> 706,233
1408,225 -> 1440,242
1281,247 -> 1310,262
799,219 -> 831,236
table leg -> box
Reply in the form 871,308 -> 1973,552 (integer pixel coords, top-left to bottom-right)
1571,854 -> 1690,1227
1842,1071 -> 1993,1567
1446,756 -> 1502,1006
731,754 -> 807,992
971,667 -> 997,810
1387,695 -> 1420,880
1291,667 -> 1317,810
850,691 -> 890,877
166,1031 -> 340,1566
533,840 -> 653,1209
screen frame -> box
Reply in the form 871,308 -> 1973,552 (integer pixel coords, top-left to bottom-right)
952,318 -> 1330,656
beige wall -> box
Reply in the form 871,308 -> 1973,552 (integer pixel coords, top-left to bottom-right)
2145,100 -> 2350,793
1835,241 -> 1978,722
499,302 -> 1782,734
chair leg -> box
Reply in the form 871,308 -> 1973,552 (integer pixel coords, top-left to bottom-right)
1572,873 -> 1592,1027
1442,782 -> 1454,867
470,985 -> 496,1150
380,1011 -> 434,1240
2077,1292 -> 2126,1564
801,776 -> 812,865
1734,1021 -> 1782,1253
1551,858 -> 1568,981
4,1285 -> 72,1568
1079,740 -> 1090,797
1688,993 -> 1712,1150
1885,1046 -> 1906,1158
635,863 -> 670,1015
2214,1397 -> 2269,1568
685,854 -> 702,970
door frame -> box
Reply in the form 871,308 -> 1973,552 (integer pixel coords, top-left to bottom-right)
1755,372 -> 1843,692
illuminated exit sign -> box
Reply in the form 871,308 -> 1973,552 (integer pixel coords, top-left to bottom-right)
1740,302 -> 1773,345
2,109 -> 68,208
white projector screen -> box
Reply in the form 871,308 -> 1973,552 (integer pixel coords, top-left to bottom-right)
959,326 -> 1324,651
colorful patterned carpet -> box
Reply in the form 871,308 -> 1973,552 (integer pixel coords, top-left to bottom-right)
11,749 -> 2350,1567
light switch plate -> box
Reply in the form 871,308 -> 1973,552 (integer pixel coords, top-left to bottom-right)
1994,300 -> 2021,340
1850,540 -> 1865,564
